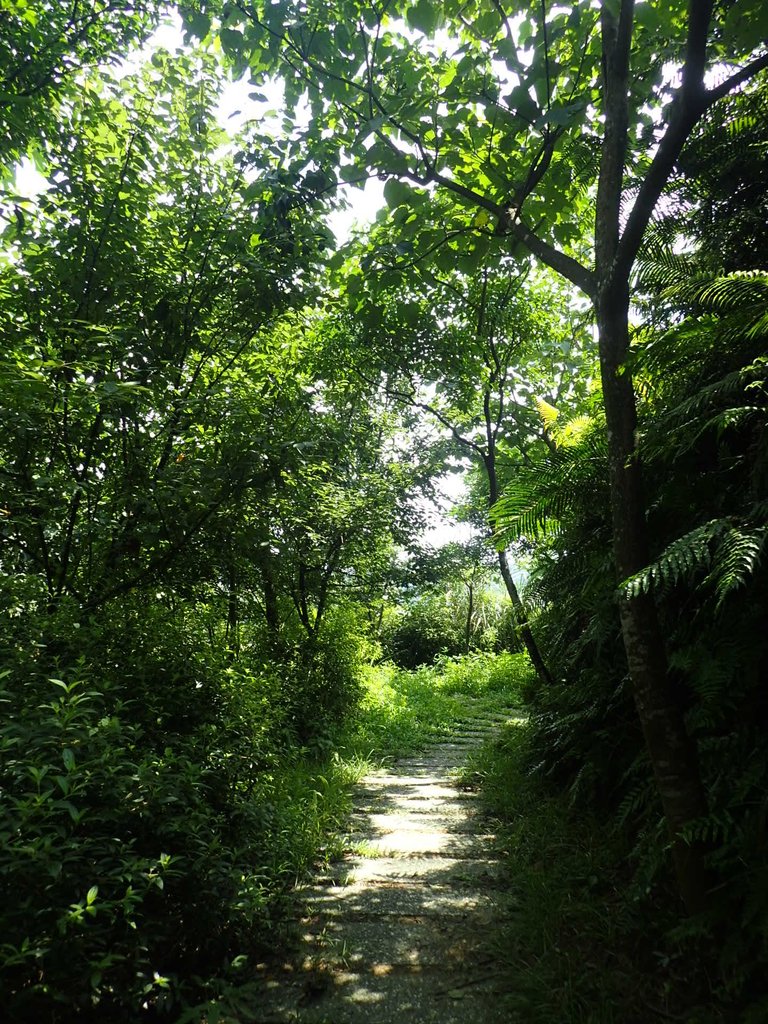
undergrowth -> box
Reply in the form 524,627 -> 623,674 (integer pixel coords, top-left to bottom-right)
459,722 -> 759,1024
342,651 -> 526,760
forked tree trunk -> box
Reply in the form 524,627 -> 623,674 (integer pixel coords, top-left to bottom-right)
590,0 -> 711,914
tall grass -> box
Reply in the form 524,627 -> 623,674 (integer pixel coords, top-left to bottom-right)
342,651 -> 527,760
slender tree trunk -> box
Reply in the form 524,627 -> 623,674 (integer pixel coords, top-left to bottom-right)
261,561 -> 279,635
598,286 -> 710,914
485,452 -> 553,685
297,561 -> 313,635
464,582 -> 474,653
497,549 -> 553,685
225,554 -> 239,659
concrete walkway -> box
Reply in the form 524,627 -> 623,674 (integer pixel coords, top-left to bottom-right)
254,701 -> 518,1023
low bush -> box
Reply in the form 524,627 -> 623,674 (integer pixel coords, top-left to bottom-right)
379,595 -> 464,667
0,601 -> 372,1021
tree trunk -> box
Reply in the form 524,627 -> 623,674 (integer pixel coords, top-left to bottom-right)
598,286 -> 710,914
464,582 -> 474,653
261,561 -> 279,635
225,554 -> 239,659
485,451 -> 553,685
497,549 -> 553,686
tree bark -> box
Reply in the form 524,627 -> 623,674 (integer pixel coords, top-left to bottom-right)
262,564 -> 279,635
589,0 -> 711,914
597,284 -> 710,914
485,451 -> 553,685
225,552 -> 239,659
464,582 -> 474,653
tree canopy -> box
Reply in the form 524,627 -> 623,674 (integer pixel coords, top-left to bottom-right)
1,3 -> 768,1020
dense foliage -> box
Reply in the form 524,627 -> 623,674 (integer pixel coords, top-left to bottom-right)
1,2 -> 767,1020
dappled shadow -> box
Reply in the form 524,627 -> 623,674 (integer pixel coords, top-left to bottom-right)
252,709 -> 516,1023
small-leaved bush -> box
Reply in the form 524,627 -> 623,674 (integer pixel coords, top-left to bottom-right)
0,599 -> 371,1021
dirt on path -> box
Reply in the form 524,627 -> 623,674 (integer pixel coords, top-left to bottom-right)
253,699 -> 519,1023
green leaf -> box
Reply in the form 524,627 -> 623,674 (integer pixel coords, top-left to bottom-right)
183,11 -> 211,41
406,0 -> 440,36
547,101 -> 587,127
496,37 -> 522,68
438,65 -> 457,90
383,178 -> 413,209
507,85 -> 540,121
220,27 -> 244,56
346,272 -> 363,294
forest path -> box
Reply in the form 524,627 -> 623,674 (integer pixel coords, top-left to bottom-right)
255,698 -> 519,1023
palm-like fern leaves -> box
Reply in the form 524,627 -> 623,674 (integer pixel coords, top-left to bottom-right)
622,519 -> 767,609
492,430 -> 608,545
622,520 -> 725,599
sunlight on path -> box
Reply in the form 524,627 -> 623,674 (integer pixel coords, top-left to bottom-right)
255,701 -> 521,1023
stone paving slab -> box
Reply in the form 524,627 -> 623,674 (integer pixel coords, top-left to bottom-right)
354,794 -> 479,813
252,704 -> 518,1023
254,964 -> 510,1024
347,811 -> 485,833
301,881 -> 498,918
343,829 -> 497,858
337,855 -> 505,887
298,914 -> 489,968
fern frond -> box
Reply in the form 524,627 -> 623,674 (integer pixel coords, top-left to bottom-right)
535,397 -> 559,429
558,415 -> 593,447
695,271 -> 768,313
492,479 -> 568,542
650,357 -> 768,432
493,432 -> 608,543
622,520 -> 727,598
707,527 -> 767,610
624,518 -> 767,608
635,239 -> 700,292
647,405 -> 768,461
616,780 -> 655,827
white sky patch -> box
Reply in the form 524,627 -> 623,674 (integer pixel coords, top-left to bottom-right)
419,471 -> 474,548
12,158 -> 48,201
327,175 -> 385,241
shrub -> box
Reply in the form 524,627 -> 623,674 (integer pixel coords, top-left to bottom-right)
0,643 -> 358,1020
379,595 -> 464,667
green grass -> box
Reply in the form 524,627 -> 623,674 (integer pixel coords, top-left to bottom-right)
341,651 -> 528,761
257,651 -> 529,897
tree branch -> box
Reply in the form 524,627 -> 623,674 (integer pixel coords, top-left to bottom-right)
615,20 -> 768,281
594,0 -> 635,280
504,214 -> 596,297
704,49 -> 768,105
